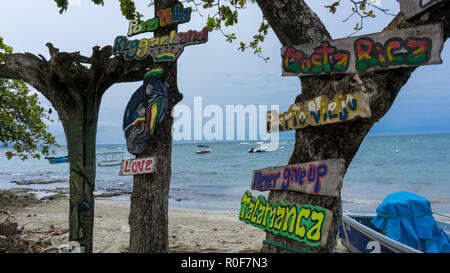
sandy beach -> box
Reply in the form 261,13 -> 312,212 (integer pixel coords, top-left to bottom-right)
0,193 -> 350,253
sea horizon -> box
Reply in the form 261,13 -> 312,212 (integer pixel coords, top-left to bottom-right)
1,131 -> 449,214
36,130 -> 450,148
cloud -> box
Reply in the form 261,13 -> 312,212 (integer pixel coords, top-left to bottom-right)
69,0 -> 81,6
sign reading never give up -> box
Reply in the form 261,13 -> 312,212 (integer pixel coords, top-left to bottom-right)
281,23 -> 444,76
251,159 -> 346,198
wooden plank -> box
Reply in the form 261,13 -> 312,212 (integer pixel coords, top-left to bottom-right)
251,159 -> 346,197
238,191 -> 333,248
127,4 -> 192,37
113,27 -> 208,62
397,0 -> 447,20
119,157 -> 157,176
281,23 -> 444,76
266,91 -> 371,133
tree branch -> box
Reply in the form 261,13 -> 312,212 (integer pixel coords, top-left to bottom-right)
255,0 -> 331,46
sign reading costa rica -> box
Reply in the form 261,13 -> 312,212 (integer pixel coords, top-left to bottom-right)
251,159 -> 345,198
281,23 -> 444,76
239,191 -> 333,248
266,92 -> 371,133
119,157 -> 156,176
397,0 -> 448,20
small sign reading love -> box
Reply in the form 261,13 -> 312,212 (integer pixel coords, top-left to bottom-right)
119,157 -> 157,176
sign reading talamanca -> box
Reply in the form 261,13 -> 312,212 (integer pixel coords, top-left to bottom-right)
239,191 -> 333,248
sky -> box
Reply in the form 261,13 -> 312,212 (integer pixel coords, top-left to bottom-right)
1,0 -> 449,145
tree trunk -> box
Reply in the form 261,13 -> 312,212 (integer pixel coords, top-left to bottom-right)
63,93 -> 101,253
128,64 -> 181,252
255,0 -> 450,253
1,42 -> 157,253
128,0 -> 182,253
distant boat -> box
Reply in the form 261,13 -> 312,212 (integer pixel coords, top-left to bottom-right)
45,156 -> 69,164
196,145 -> 211,154
248,142 -> 268,153
97,152 -> 124,166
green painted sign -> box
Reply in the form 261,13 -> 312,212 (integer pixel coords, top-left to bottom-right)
239,191 -> 333,248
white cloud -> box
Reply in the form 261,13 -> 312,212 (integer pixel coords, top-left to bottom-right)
69,0 -> 81,6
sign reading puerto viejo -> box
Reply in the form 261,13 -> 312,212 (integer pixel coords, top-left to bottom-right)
266,92 -> 371,133
239,191 -> 333,248
397,0 -> 447,19
281,23 -> 444,76
251,159 -> 345,198
119,157 -> 156,176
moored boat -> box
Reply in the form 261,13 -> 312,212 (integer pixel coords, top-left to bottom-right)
196,145 -> 211,154
339,192 -> 450,253
45,156 -> 69,164
248,142 -> 268,153
97,152 -> 124,166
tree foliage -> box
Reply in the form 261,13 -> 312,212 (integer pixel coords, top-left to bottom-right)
53,0 -> 104,14
325,0 -> 396,36
0,38 -> 57,160
52,0 -> 395,61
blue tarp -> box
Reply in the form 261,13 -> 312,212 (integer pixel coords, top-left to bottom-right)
372,191 -> 450,253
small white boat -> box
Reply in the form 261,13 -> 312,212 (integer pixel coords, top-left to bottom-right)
97,152 -> 124,166
248,142 -> 269,153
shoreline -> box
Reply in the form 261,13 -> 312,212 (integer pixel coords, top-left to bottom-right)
0,192 -> 350,253
2,190 -> 448,253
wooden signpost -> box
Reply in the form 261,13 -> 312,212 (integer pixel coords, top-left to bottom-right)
127,4 -> 192,36
113,28 -> 208,62
266,92 -> 371,133
119,157 -> 157,176
251,159 -> 345,198
113,4 -> 208,63
281,23 -> 444,76
398,0 -> 448,19
239,191 -> 333,248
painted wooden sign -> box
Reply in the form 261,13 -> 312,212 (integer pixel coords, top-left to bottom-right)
239,191 -> 333,248
113,27 -> 208,62
251,159 -> 345,198
119,157 -> 156,176
281,23 -> 444,76
122,69 -> 168,155
266,92 -> 371,133
128,4 -> 192,37
397,0 -> 447,19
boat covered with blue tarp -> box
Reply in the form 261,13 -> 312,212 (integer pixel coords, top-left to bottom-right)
371,191 -> 450,253
340,191 -> 450,253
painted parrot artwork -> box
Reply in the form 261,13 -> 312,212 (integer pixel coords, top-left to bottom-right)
123,68 -> 168,155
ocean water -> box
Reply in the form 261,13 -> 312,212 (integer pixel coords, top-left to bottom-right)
0,133 -> 449,213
